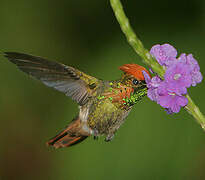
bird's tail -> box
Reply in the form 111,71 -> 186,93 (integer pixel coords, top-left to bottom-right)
47,118 -> 88,148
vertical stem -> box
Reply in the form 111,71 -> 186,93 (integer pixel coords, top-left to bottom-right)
185,95 -> 205,130
110,0 -> 164,77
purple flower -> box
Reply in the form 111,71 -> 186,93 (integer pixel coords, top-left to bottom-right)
143,64 -> 190,113
146,76 -> 162,101
157,82 -> 188,113
165,108 -> 174,114
147,88 -> 159,102
191,70 -> 203,86
144,43 -> 203,114
148,76 -> 162,88
142,71 -> 162,101
178,53 -> 203,86
164,62 -> 192,94
142,70 -> 151,84
178,54 -> 199,71
150,44 -> 177,67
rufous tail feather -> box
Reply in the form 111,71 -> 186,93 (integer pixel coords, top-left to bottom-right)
47,118 -> 88,148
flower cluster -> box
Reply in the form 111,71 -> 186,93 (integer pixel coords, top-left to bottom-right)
143,44 -> 203,114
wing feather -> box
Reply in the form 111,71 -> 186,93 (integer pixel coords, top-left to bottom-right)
4,52 -> 99,105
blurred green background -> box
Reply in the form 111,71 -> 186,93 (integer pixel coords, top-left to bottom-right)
0,0 -> 205,179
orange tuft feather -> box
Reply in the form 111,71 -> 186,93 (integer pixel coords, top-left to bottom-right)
119,64 -> 151,81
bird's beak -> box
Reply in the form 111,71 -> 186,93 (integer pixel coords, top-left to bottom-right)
133,82 -> 147,93
141,80 -> 147,86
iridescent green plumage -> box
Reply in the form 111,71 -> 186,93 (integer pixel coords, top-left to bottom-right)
86,78 -> 147,141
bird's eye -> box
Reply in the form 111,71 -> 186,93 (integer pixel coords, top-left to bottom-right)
132,79 -> 139,85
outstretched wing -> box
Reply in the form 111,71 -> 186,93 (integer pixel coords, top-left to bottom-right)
4,52 -> 100,105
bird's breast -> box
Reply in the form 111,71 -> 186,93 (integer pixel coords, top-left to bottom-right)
87,96 -> 131,135
79,106 -> 89,122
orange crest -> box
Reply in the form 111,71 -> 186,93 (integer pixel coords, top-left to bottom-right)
119,64 -> 151,81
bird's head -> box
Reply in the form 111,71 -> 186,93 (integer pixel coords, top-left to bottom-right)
119,64 -> 151,92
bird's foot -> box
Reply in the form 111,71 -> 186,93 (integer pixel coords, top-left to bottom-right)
105,134 -> 114,142
93,129 -> 99,140
94,136 -> 99,140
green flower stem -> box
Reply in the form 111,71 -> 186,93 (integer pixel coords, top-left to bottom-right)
110,0 -> 205,130
185,95 -> 205,130
110,0 -> 164,78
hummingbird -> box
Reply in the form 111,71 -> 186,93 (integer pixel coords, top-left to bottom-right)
4,52 -> 151,148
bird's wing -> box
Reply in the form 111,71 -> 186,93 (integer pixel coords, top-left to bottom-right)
4,52 -> 100,105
